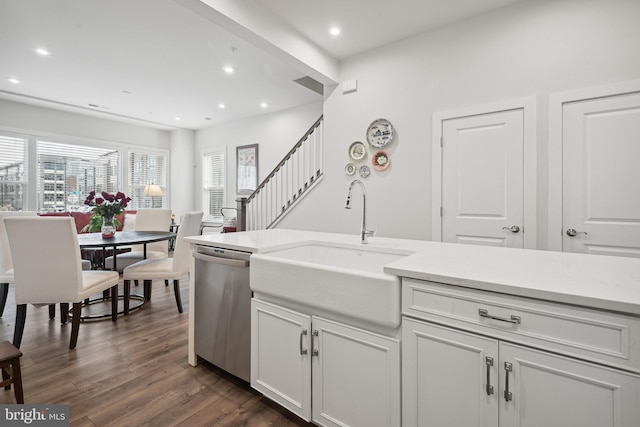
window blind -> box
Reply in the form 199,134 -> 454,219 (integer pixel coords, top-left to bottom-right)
0,135 -> 27,211
128,150 -> 167,209
37,140 -> 119,212
203,148 -> 225,221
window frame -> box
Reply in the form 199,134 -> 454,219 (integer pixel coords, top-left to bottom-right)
127,147 -> 169,209
202,147 -> 226,222
0,127 -> 170,213
0,132 -> 28,212
36,139 -> 120,212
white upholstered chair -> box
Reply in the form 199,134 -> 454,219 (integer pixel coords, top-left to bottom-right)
123,211 -> 203,314
0,211 -> 37,317
104,209 -> 171,272
5,217 -> 120,349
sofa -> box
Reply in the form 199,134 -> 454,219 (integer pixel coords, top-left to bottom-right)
38,210 -> 137,234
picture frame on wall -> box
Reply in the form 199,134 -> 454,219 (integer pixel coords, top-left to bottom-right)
236,143 -> 259,195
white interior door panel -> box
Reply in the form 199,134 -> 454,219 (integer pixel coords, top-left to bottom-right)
562,92 -> 640,257
441,109 -> 524,248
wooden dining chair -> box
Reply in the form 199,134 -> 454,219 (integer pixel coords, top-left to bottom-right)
104,209 -> 172,272
5,217 -> 120,349
0,340 -> 24,404
123,211 -> 203,313
0,211 -> 37,317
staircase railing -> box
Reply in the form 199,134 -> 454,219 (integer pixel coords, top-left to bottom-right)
245,115 -> 323,230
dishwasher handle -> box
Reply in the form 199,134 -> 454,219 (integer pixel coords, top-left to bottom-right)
194,252 -> 249,268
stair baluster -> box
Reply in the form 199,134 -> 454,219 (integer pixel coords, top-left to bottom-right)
245,116 -> 323,230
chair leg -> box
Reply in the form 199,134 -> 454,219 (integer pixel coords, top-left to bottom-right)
60,303 -> 69,325
173,280 -> 183,313
2,365 -> 9,390
165,280 -> 169,287
0,283 -> 8,317
49,304 -> 56,319
143,280 -> 152,301
123,280 -> 130,315
111,284 -> 118,322
11,357 -> 24,404
69,303 -> 81,350
13,304 -> 27,349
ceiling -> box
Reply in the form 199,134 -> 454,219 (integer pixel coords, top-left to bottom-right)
254,0 -> 522,60
0,0 -> 523,131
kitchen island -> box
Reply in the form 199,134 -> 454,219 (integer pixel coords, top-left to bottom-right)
186,229 -> 640,427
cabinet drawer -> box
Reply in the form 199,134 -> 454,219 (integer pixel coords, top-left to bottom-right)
402,278 -> 640,373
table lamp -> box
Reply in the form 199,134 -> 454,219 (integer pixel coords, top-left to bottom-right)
143,184 -> 163,197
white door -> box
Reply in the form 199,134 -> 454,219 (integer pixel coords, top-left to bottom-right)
250,299 -> 311,421
402,318 -> 499,427
441,109 -> 524,247
312,317 -> 400,427
499,342 -> 640,427
562,92 -> 640,257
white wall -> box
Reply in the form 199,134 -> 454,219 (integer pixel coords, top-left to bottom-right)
0,99 -> 171,148
170,129 -> 196,221
278,0 -> 640,247
194,102 -> 323,213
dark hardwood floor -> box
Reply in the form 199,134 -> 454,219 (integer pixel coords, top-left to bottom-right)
0,279 -> 314,427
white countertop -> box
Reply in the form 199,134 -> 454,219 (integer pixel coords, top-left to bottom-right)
186,229 -> 640,315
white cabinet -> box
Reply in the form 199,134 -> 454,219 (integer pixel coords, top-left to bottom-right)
403,318 -> 640,427
402,279 -> 640,427
499,341 -> 639,427
251,299 -> 311,419
402,319 -> 498,427
251,299 -> 400,427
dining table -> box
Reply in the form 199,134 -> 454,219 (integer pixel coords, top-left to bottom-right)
76,230 -> 176,319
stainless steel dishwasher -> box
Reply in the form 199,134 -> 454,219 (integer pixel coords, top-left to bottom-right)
193,245 -> 252,382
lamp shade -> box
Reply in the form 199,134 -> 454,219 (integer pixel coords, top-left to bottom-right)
143,184 -> 164,197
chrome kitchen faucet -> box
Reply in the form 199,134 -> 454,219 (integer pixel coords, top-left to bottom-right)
345,179 -> 375,244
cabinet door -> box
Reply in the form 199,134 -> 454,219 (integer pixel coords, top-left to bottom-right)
499,342 -> 640,427
312,317 -> 400,427
251,299 -> 311,421
402,318 -> 499,427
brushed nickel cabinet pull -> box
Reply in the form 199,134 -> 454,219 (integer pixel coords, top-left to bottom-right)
504,362 -> 513,402
485,356 -> 494,395
479,309 -> 521,325
311,330 -> 319,357
299,329 -> 308,355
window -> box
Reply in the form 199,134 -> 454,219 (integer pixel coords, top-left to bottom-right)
202,148 -> 225,221
0,135 -> 27,211
37,140 -> 119,212
128,150 -> 167,209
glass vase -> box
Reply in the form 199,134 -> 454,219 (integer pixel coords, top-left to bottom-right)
101,215 -> 116,238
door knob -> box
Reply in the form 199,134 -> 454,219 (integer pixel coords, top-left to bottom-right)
502,225 -> 520,233
566,228 -> 588,237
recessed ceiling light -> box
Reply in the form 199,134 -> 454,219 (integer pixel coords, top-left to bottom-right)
35,47 -> 50,56
8,78 -> 20,84
223,66 -> 234,74
260,102 -> 268,108
329,26 -> 341,36
175,117 -> 181,121
205,117 -> 212,121
218,103 -> 226,109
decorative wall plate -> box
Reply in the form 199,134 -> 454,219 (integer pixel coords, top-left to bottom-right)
372,151 -> 390,170
358,165 -> 370,178
348,141 -> 366,161
366,118 -> 394,148
345,163 -> 356,176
